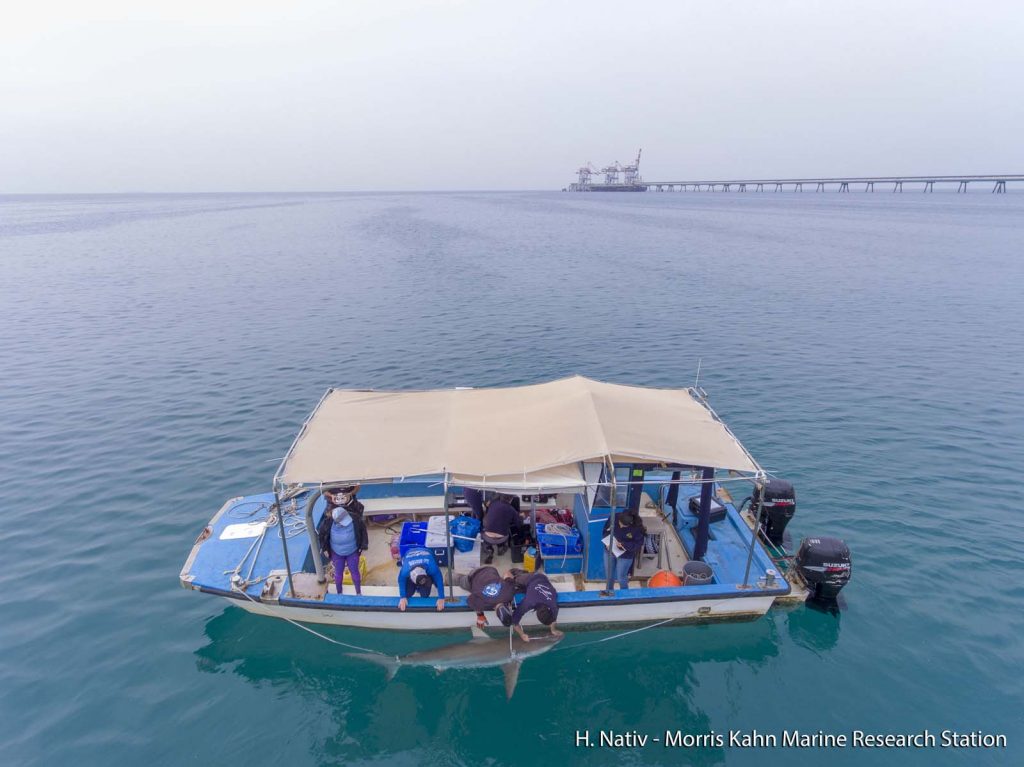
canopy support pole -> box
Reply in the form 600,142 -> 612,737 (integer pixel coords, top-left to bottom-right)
666,470 -> 681,528
305,489 -> 326,583
741,473 -> 766,587
603,457 -> 618,593
274,488 -> 295,598
693,467 -> 714,561
444,474 -> 454,600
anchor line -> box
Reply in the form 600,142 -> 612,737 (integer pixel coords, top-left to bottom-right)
231,586 -> 391,657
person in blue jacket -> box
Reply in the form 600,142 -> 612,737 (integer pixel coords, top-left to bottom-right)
397,546 -> 446,612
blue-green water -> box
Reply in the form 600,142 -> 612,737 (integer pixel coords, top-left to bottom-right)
1,191 -> 1022,766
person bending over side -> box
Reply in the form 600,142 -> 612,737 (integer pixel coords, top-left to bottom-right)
497,569 -> 564,641
454,565 -> 516,628
397,546 -> 446,612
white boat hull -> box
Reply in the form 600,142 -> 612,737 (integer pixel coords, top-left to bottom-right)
228,593 -> 777,631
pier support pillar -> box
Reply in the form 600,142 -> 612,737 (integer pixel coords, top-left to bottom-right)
993,180 -> 1006,193
816,182 -> 824,192
839,182 -> 849,192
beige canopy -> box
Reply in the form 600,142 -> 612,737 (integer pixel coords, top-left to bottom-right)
276,376 -> 760,489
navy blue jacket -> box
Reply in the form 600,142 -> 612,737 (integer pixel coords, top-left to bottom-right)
483,499 -> 519,537
603,512 -> 646,557
511,571 -> 559,626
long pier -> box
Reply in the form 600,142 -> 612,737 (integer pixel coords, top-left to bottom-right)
638,175 -> 1022,193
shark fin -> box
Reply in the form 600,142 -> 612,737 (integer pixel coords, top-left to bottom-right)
470,626 -> 490,640
346,652 -> 400,681
502,659 -> 523,700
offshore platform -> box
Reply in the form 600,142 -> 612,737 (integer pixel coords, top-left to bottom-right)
567,149 -> 646,192
566,151 -> 1021,193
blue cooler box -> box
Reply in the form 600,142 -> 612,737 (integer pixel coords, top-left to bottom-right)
542,552 -> 583,575
399,521 -> 452,567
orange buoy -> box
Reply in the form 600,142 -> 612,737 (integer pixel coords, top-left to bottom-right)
648,570 -> 682,588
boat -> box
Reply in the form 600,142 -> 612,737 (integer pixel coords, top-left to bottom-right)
180,376 -> 851,631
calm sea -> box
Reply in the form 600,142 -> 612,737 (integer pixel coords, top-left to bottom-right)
1,191 -> 1022,766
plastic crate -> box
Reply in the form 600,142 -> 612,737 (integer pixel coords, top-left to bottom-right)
399,521 -> 451,567
537,523 -> 582,556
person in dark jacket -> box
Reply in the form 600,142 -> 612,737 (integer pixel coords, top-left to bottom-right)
481,494 -> 521,564
453,565 -> 516,628
463,487 -> 485,521
316,486 -> 368,596
602,508 -> 646,590
397,546 -> 446,612
496,570 -> 564,641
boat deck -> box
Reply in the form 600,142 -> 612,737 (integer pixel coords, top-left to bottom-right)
180,480 -> 792,627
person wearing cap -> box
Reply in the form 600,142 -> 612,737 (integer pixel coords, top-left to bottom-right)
453,565 -> 516,628
497,570 -> 564,641
397,546 -> 446,612
316,486 -> 368,596
481,494 -> 522,564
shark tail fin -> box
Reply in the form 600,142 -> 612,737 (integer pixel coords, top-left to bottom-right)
345,652 -> 401,681
502,659 -> 523,700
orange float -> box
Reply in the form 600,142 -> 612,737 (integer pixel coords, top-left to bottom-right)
647,570 -> 682,588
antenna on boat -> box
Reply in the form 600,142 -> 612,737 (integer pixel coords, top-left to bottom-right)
694,358 -> 702,388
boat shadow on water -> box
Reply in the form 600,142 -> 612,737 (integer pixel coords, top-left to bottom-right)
193,605 -> 807,765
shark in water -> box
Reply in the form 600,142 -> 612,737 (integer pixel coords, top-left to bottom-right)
347,627 -> 563,699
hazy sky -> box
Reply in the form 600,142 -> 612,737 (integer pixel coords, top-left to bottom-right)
2,1 -> 1022,192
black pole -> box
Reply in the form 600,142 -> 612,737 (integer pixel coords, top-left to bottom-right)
274,489 -> 295,598
666,470 -> 681,528
692,467 -> 715,561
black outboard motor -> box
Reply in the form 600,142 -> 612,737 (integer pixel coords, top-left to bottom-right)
753,477 -> 796,546
795,537 -> 852,600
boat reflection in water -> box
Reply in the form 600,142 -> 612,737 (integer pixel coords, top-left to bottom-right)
194,606 -> 787,765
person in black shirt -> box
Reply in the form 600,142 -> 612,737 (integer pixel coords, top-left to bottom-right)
497,570 -> 564,641
453,565 -> 516,628
481,494 -> 522,564
602,508 -> 646,591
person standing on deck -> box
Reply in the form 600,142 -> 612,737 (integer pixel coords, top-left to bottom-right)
397,546 -> 446,612
602,508 -> 646,590
317,486 -> 368,596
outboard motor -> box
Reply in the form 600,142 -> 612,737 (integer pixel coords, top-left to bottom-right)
795,536 -> 852,600
753,477 -> 796,546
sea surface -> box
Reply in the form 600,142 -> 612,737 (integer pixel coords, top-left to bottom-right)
1,190 -> 1022,766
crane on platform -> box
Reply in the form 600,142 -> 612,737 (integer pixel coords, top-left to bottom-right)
621,148 -> 643,186
576,162 -> 598,186
600,162 -> 622,185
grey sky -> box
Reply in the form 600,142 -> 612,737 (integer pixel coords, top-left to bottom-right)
2,1 -> 1022,192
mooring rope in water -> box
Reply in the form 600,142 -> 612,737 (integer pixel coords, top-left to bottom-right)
551,617 -> 675,653
231,586 -> 390,657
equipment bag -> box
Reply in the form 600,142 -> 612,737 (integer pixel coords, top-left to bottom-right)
449,515 -> 481,552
